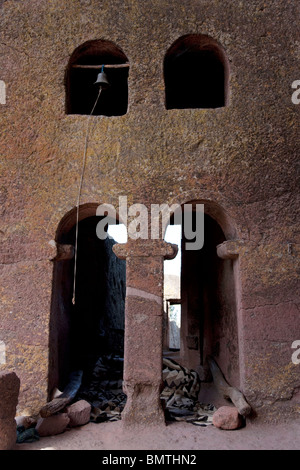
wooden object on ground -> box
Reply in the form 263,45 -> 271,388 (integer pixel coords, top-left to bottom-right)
207,356 -> 251,417
39,371 -> 83,418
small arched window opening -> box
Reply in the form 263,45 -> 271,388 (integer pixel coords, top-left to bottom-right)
66,39 -> 129,116
164,34 -> 229,110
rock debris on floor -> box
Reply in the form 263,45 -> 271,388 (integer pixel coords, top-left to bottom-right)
14,418 -> 300,451
12,355 -> 300,450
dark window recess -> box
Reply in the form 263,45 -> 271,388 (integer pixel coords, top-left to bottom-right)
66,39 -> 129,116
164,34 -> 228,110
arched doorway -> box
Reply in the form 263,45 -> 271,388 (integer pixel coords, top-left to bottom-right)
163,201 -> 240,401
48,205 -> 126,401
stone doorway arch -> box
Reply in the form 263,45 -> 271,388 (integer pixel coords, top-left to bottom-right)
163,200 -> 242,391
48,203 -> 126,400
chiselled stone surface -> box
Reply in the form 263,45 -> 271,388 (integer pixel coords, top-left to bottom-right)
216,240 -> 244,259
0,371 -> 20,450
114,239 -> 177,426
0,0 -> 299,422
35,413 -> 70,437
66,400 -> 91,427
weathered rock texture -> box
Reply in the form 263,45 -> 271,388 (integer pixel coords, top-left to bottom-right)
113,239 -> 177,425
0,0 -> 299,422
0,371 -> 20,450
212,406 -> 243,430
36,413 -> 70,437
66,400 -> 91,427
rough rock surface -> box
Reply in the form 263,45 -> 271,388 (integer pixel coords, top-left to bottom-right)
35,413 -> 70,437
0,0 -> 299,423
66,400 -> 91,427
0,371 -> 20,450
212,406 -> 243,430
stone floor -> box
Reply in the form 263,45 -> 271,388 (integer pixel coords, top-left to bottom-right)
12,379 -> 300,451
13,417 -> 300,451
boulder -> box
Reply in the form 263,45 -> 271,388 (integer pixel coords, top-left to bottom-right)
212,406 -> 243,430
66,400 -> 91,427
36,413 -> 70,437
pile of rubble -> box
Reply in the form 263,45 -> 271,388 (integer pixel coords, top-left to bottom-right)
16,399 -> 92,442
17,355 -> 126,442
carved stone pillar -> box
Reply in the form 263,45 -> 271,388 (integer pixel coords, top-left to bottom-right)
113,239 -> 177,426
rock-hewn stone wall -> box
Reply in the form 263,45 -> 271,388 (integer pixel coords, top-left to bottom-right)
0,0 -> 299,419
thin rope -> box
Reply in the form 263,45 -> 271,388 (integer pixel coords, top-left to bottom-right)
72,86 -> 103,305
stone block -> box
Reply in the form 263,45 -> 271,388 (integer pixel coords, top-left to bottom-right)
212,406 -> 243,430
36,413 -> 70,437
66,400 -> 91,427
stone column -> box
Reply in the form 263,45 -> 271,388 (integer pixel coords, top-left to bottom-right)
113,239 -> 177,426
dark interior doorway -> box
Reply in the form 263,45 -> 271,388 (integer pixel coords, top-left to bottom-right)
49,214 -> 126,397
180,212 -> 239,387
163,206 -> 240,394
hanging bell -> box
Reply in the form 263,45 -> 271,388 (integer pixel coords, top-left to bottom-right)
94,69 -> 110,89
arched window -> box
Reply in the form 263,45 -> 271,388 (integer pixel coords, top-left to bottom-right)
66,39 -> 129,116
164,34 -> 229,110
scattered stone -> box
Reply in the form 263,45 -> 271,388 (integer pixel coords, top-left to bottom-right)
212,406 -> 243,430
36,413 -> 70,437
66,400 -> 91,427
0,371 -> 20,450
